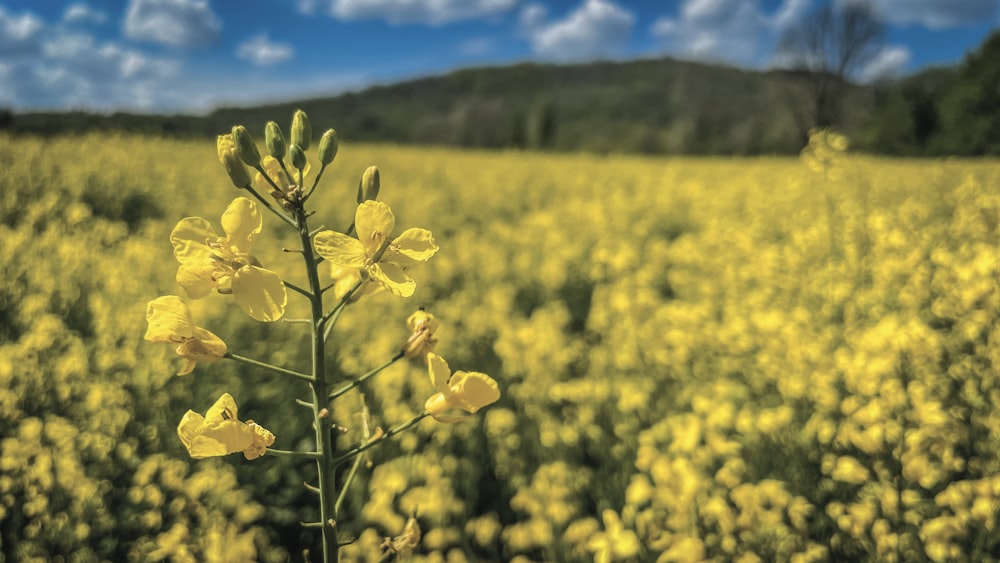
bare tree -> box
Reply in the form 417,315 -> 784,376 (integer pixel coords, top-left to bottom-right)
777,0 -> 885,138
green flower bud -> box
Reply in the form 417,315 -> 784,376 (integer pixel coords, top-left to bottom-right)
217,134 -> 251,189
265,121 -> 286,159
290,144 -> 307,171
231,125 -> 261,167
318,129 -> 338,165
290,109 -> 311,151
356,165 -> 380,203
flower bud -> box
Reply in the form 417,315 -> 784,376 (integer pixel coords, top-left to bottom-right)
318,129 -> 338,165
356,165 -> 380,204
231,125 -> 261,167
403,309 -> 438,358
217,134 -> 251,188
291,109 -> 312,151
290,144 -> 307,171
265,121 -> 286,159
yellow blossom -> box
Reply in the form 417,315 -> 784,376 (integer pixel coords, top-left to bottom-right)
587,509 -> 640,563
176,393 -> 275,460
170,197 -> 287,322
144,295 -> 226,375
313,201 -> 438,297
403,309 -> 438,358
423,353 -> 500,422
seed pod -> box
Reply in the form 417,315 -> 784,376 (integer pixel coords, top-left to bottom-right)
318,129 -> 338,166
265,121 -> 286,159
356,165 -> 380,203
231,125 -> 261,167
290,109 -> 311,151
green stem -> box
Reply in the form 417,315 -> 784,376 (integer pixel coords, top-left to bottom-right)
321,280 -> 364,342
304,163 -> 328,202
292,204 -> 340,563
333,412 -> 429,466
284,280 -> 313,299
334,453 -> 364,518
241,182 -> 297,228
266,448 -> 321,460
224,353 -> 314,382
329,353 -> 404,400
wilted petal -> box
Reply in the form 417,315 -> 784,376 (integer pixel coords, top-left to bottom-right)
221,197 -> 262,253
355,201 -> 395,256
369,262 -> 415,297
144,296 -> 195,342
314,231 -> 368,269
232,265 -> 287,322
171,217 -> 217,263
391,228 -> 438,264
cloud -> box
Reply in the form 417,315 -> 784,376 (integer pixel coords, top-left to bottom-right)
311,0 -> 519,25
865,0 -> 998,29
520,0 -> 634,60
859,44 -> 911,82
0,7 -> 184,112
237,33 -> 295,66
63,3 -> 108,24
650,0 -> 809,67
123,0 -> 221,47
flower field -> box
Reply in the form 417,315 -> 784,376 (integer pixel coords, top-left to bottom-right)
2,131 -> 1000,562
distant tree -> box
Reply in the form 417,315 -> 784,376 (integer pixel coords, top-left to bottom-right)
777,0 -> 885,140
526,96 -> 556,150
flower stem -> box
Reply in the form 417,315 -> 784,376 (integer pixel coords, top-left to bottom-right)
224,353 -> 314,382
333,412 -> 429,466
266,448 -> 322,459
329,353 -> 404,400
284,280 -> 313,299
241,182 -> 297,228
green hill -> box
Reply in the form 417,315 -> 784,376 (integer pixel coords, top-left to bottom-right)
4,57 -> 873,155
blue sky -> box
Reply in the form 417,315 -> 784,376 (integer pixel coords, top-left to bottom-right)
0,0 -> 996,114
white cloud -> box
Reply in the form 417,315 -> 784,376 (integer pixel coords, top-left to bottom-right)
0,7 -> 43,55
521,0 -> 634,60
63,3 -> 108,24
650,0 -> 809,67
865,0 -> 998,29
859,44 -> 911,82
123,0 -> 221,47
313,0 -> 519,25
237,33 -> 295,66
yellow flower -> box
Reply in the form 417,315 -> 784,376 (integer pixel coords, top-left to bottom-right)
586,509 -> 640,563
170,197 -> 287,322
423,353 -> 499,422
144,295 -> 226,375
177,393 -> 275,460
314,201 -> 438,297
217,134 -> 251,189
402,309 -> 438,359
255,155 -> 311,201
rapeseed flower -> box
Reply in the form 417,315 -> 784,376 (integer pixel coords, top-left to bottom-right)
170,197 -> 287,322
177,393 -> 275,460
423,353 -> 499,422
314,201 -> 438,297
144,295 -> 226,375
402,309 -> 438,359
587,509 -> 640,563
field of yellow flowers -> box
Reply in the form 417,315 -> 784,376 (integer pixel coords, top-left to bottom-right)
2,130 -> 1000,562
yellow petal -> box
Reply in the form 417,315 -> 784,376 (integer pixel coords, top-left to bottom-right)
144,296 -> 195,342
355,201 -> 395,256
243,421 -> 276,460
427,353 -> 451,393
258,156 -> 289,193
170,217 -> 217,263
189,421 -> 254,458
391,228 -> 438,265
177,410 -> 205,451
369,262 -> 415,297
221,197 -> 262,254
232,265 -> 287,322
177,358 -> 198,376
206,392 -> 240,422
449,371 -> 500,413
314,231 -> 368,269
176,262 -> 219,299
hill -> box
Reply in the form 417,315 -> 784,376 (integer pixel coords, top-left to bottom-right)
4,57 -> 873,155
